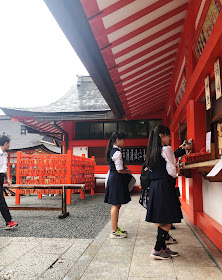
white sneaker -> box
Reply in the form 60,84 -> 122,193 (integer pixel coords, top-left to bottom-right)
110,229 -> 127,239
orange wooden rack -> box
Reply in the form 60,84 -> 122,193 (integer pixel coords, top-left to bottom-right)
15,150 -> 95,205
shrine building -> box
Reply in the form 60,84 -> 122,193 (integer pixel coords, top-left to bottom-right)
1,0 -> 222,251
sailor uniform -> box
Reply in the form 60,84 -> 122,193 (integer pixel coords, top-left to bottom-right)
104,146 -> 131,205
146,146 -> 183,224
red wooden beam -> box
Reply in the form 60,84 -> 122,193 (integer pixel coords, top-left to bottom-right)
118,32 -> 181,68
124,67 -> 173,92
122,61 -> 174,89
121,53 -> 176,83
105,0 -> 176,35
125,72 -> 172,96
110,3 -> 187,47
129,97 -> 167,115
170,12 -> 222,131
127,93 -> 169,112
129,94 -> 168,112
119,43 -> 178,76
127,83 -> 170,103
113,19 -> 184,59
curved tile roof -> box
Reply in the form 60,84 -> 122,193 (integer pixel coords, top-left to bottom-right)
2,76 -> 111,113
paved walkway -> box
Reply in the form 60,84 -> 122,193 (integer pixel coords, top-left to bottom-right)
0,194 -> 222,280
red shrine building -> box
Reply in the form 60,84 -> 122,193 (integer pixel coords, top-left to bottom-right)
1,0 -> 222,251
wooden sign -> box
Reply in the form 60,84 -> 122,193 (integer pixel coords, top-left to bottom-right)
175,76 -> 186,106
122,147 -> 146,165
214,58 -> 222,100
194,0 -> 221,59
205,76 -> 211,110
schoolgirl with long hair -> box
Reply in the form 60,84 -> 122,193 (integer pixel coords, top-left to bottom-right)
145,125 -> 183,260
104,131 -> 132,238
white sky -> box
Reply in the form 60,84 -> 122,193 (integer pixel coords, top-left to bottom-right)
0,0 -> 88,114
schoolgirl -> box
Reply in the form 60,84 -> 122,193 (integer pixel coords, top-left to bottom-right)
104,132 -> 132,239
145,125 -> 182,260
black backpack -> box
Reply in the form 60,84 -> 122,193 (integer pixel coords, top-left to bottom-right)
139,163 -> 151,208
140,162 -> 151,191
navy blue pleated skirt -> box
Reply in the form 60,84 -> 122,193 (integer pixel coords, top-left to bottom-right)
104,171 -> 131,205
146,177 -> 183,224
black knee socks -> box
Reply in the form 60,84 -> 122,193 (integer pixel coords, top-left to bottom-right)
154,226 -> 168,251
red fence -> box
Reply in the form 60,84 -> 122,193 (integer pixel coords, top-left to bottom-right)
15,151 -> 95,202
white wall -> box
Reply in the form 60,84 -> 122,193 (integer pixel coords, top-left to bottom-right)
202,178 -> 222,226
96,173 -> 141,186
185,178 -> 190,202
178,176 -> 182,197
73,147 -> 88,157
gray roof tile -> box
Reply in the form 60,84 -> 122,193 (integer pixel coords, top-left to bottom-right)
2,76 -> 111,113
0,117 -> 61,153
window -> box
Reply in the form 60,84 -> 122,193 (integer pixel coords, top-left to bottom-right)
119,121 -> 133,138
90,122 -> 103,139
133,120 -> 148,138
119,120 -> 148,138
76,122 -> 89,139
75,119 -> 162,139
104,122 -> 117,139
148,119 -> 162,135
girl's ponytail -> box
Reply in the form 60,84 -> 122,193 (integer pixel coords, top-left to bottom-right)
145,130 -> 154,166
106,131 -> 125,162
106,138 -> 114,162
147,125 -> 171,168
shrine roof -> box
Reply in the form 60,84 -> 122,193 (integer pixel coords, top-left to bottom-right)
0,76 -> 114,120
0,116 -> 61,153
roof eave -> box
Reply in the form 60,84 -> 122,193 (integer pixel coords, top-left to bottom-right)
43,0 -> 125,119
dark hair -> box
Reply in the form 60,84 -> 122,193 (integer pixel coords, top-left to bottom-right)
0,135 -> 11,146
106,131 -> 125,162
145,125 -> 170,168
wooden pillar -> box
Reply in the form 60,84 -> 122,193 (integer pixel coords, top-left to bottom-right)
171,131 -> 180,151
38,155 -> 43,199
66,150 -> 72,204
15,151 -> 22,205
7,153 -> 11,181
181,176 -> 186,200
189,170 -> 203,224
186,100 -> 206,224
80,190 -> 85,199
91,187 -> 95,196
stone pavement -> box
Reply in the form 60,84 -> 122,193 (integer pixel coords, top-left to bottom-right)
0,194 -> 222,280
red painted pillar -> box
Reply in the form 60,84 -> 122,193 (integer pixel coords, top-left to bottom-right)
91,187 -> 95,196
80,190 -> 85,199
189,170 -> 203,224
38,155 -> 43,199
66,150 -> 72,204
171,131 -> 180,151
81,154 -> 86,199
15,151 -> 22,205
181,176 -> 186,201
7,153 -> 11,181
186,100 -> 205,224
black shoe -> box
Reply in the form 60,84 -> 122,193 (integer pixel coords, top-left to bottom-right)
166,234 -> 177,244
170,224 -> 176,230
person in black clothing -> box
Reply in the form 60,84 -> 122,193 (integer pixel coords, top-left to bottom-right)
145,125 -> 183,259
0,135 -> 18,229
166,140 -> 192,242
104,132 -> 132,239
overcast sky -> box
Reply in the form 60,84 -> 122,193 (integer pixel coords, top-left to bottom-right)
0,0 -> 88,114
